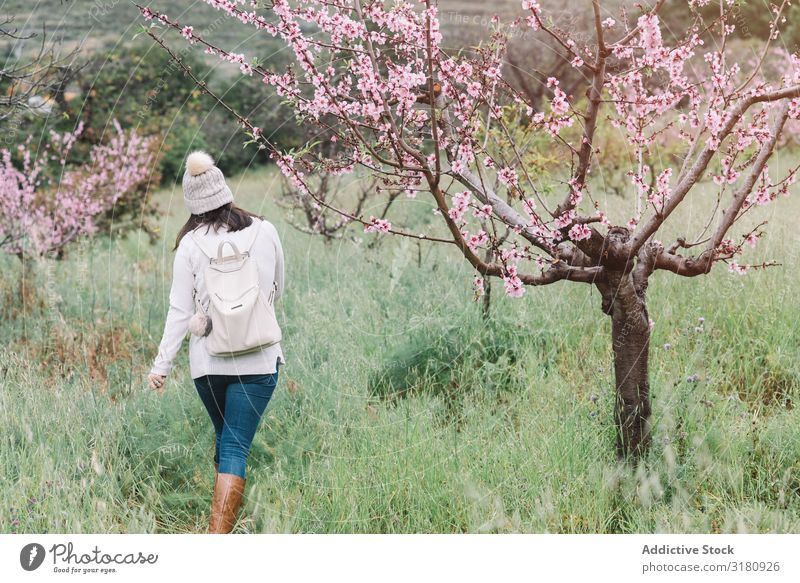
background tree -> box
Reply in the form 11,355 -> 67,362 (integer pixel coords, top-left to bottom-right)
0,16 -> 81,129
0,121 -> 156,260
140,0 -> 800,460
1,20 -> 168,245
279,171 -> 377,241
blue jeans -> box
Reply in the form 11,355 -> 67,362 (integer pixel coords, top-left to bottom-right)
193,368 -> 279,479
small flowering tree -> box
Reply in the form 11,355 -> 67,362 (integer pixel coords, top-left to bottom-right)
140,0 -> 800,459
278,171 -> 377,240
0,121 -> 156,259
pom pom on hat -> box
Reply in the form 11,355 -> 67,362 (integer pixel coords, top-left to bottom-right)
182,150 -> 234,214
186,151 -> 215,176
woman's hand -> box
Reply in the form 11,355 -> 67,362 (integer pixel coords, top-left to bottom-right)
148,373 -> 167,394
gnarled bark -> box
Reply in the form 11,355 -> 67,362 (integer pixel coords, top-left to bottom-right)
598,234 -> 658,460
607,270 -> 652,459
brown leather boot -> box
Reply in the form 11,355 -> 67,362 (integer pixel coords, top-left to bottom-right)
208,472 -> 246,534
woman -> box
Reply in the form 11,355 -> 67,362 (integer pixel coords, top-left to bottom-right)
148,151 -> 285,534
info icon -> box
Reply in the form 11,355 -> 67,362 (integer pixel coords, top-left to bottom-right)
20,543 -> 46,571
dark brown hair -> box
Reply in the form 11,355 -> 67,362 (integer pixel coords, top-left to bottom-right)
174,203 -> 263,250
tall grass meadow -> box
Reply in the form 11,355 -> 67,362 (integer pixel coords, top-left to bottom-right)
1,165 -> 798,533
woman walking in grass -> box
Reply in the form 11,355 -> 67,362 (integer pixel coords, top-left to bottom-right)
147,151 -> 285,534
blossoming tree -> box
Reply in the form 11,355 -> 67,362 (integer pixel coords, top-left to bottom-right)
0,121 -> 155,259
140,0 -> 800,458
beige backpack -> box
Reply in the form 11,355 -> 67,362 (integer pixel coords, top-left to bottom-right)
189,222 -> 281,356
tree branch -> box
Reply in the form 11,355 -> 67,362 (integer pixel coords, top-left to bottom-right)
628,85 -> 800,255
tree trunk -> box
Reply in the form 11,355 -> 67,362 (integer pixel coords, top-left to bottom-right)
478,242 -> 494,320
605,269 -> 652,460
482,270 -> 492,319
17,252 -> 37,315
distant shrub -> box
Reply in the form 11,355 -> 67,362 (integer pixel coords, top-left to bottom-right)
204,74 -> 304,177
368,313 -> 545,401
35,43 -> 303,185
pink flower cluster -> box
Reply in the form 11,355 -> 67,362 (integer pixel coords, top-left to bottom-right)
497,167 -> 519,189
502,265 -> 525,298
0,121 -> 154,258
448,191 -> 471,222
364,216 -> 391,234
568,223 -> 591,242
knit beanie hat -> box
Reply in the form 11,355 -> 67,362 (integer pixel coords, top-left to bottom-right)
182,151 -> 234,215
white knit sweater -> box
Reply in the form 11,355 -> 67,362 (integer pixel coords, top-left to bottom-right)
150,217 -> 285,379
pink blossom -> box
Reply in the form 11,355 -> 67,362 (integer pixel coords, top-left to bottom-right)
448,191 -> 471,222
364,216 -> 391,234
522,198 -> 537,220
550,87 -> 569,115
637,15 -> 663,63
502,265 -> 525,298
713,157 -> 740,185
568,223 -> 591,241
467,230 -> 488,250
522,0 -> 543,31
181,26 -> 195,43
789,98 -> 800,120
497,167 -> 519,189
728,261 -> 749,275
473,204 -> 493,219
553,209 -> 575,229
648,168 -> 672,207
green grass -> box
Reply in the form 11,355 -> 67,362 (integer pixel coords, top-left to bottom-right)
1,166 -> 799,533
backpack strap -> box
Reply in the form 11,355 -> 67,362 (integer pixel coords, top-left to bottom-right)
246,219 -> 263,254
189,229 -> 215,261
189,220 -> 262,260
